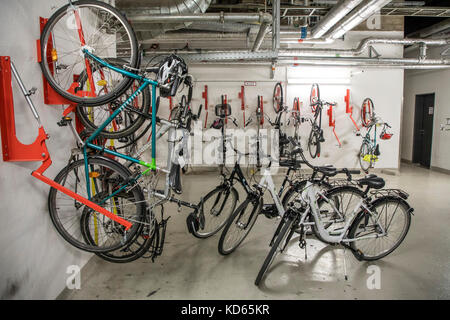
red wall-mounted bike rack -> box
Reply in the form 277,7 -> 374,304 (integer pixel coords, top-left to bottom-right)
345,89 -> 360,131
238,86 -> 245,127
202,85 -> 208,128
0,55 -> 132,229
222,94 -> 228,124
259,95 -> 264,125
327,103 -> 342,147
0,56 -> 50,162
292,97 -> 301,119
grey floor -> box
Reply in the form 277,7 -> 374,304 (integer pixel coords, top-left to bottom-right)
59,163 -> 450,300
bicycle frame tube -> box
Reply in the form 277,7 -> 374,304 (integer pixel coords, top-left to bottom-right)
258,168 -> 285,217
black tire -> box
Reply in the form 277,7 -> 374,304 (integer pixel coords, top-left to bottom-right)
349,197 -> 411,261
48,156 -> 145,252
40,0 -> 139,106
218,197 -> 263,255
255,214 -> 296,286
313,186 -> 365,244
80,192 -> 152,263
308,128 -> 321,158
273,82 -> 283,113
76,81 -> 150,139
310,83 -> 320,108
191,187 -> 238,239
359,142 -> 371,172
361,98 -> 375,127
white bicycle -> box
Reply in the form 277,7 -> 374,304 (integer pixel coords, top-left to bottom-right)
255,137 -> 413,286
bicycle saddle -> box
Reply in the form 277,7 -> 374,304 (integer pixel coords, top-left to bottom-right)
357,174 -> 385,190
316,165 -> 337,177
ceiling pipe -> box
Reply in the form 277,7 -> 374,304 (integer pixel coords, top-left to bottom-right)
252,22 -> 271,51
279,38 -> 450,57
127,12 -> 273,24
117,0 -> 212,39
311,0 -> 365,39
324,0 -> 393,40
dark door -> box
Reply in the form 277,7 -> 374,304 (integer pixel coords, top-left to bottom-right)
412,93 -> 435,168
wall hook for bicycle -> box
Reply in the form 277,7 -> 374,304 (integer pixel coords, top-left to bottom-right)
238,85 -> 246,127
202,85 -> 208,128
0,56 -> 132,230
327,102 -> 342,147
344,89 -> 360,132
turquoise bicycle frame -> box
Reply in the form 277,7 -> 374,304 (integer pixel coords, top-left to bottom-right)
81,50 -> 159,200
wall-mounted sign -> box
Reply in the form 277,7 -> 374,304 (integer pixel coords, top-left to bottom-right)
244,81 -> 256,86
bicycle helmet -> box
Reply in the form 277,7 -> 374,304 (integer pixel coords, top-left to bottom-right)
157,54 -> 188,97
380,133 -> 393,140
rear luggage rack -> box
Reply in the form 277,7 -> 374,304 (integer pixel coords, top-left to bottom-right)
370,189 -> 409,200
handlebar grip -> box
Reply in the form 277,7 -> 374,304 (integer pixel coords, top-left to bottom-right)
197,104 -> 203,119
348,170 -> 361,175
145,67 -> 159,74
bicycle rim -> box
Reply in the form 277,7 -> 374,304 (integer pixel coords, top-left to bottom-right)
193,187 -> 238,238
219,198 -> 262,255
48,157 -> 144,252
350,199 -> 411,260
359,143 -> 371,172
40,1 -> 138,105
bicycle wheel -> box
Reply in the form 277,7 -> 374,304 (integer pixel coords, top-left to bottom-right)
255,214 -> 296,286
308,128 -> 321,158
218,197 -> 263,255
361,98 -> 374,127
349,197 -> 411,260
314,186 -> 365,244
359,142 -> 372,172
76,77 -> 150,139
191,187 -> 238,239
82,201 -> 154,263
273,82 -> 283,113
48,156 -> 145,252
40,0 -> 139,105
310,83 -> 320,111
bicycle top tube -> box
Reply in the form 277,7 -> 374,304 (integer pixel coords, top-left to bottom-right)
82,49 -> 159,86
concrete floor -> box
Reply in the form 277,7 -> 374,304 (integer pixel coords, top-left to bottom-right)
58,163 -> 450,299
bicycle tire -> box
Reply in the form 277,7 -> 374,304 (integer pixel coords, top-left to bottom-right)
48,156 -> 145,253
349,197 -> 411,260
359,142 -> 371,172
313,186 -> 365,244
81,206 -> 155,263
361,98 -> 374,127
255,214 -> 296,286
218,197 -> 263,255
273,82 -> 283,113
310,83 -> 320,111
191,187 -> 238,239
40,0 -> 139,106
308,128 -> 321,158
76,80 -> 151,139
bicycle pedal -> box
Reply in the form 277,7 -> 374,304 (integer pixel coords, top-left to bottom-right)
57,116 -> 72,127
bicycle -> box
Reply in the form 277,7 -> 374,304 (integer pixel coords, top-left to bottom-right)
307,83 -> 337,159
255,137 -> 413,286
358,98 -> 393,172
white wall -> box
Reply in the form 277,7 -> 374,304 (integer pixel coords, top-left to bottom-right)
0,0 -> 91,299
151,31 -> 404,169
402,47 -> 450,171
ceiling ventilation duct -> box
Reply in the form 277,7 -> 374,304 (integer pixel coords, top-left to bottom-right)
115,0 -> 212,40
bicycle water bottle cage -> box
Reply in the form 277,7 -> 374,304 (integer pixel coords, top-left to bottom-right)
215,103 -> 232,117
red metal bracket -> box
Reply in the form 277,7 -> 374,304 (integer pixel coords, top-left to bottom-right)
259,96 -> 264,125
0,56 -> 50,162
202,85 -> 208,128
327,103 -> 341,147
0,56 -> 131,230
238,86 -> 245,126
344,89 -> 360,131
